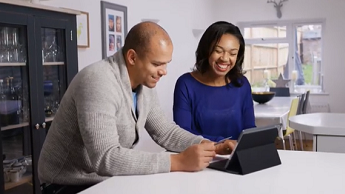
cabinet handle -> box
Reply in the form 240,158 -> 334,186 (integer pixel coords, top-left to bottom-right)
35,123 -> 40,130
42,122 -> 46,129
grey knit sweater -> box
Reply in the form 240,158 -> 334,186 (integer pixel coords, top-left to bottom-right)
38,50 -> 203,185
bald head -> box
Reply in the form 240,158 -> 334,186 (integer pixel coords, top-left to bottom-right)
122,22 -> 172,58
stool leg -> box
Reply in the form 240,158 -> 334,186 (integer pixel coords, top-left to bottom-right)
282,138 -> 286,150
299,131 -> 304,151
292,131 -> 298,150
288,135 -> 294,150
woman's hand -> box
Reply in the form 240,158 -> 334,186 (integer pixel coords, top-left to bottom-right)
214,140 -> 237,155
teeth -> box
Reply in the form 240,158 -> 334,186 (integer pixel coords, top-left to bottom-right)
216,63 -> 228,69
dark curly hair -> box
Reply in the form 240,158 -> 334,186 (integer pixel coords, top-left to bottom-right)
194,21 -> 245,87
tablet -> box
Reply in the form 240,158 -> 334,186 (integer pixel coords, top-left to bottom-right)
208,124 -> 282,175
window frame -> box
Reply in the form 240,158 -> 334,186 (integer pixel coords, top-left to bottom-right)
238,19 -> 326,93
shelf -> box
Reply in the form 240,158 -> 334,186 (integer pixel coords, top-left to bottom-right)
0,117 -> 54,131
43,62 -> 64,66
1,122 -> 29,131
0,62 -> 65,66
0,62 -> 26,67
45,116 -> 54,122
5,173 -> 32,190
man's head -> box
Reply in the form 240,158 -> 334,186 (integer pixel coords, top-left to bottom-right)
122,22 -> 173,89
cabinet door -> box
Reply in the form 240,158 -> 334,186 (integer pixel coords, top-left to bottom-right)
32,16 -> 77,194
0,13 -> 36,194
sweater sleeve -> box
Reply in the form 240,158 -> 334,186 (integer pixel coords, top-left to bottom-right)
74,71 -> 174,176
144,88 -> 204,152
173,76 -> 225,142
242,77 -> 256,130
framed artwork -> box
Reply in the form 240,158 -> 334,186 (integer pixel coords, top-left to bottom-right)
101,1 -> 128,58
76,11 -> 90,48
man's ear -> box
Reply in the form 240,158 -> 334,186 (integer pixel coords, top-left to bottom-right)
126,49 -> 136,66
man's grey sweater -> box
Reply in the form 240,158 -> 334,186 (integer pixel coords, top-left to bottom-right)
38,50 -> 203,185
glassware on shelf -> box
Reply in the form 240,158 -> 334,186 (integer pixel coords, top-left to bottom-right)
0,79 -> 8,126
41,29 -> 64,63
0,76 -> 23,127
7,77 -> 20,125
0,27 -> 27,63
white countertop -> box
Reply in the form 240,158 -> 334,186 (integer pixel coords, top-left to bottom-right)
79,150 -> 345,194
254,97 -> 293,119
289,113 -> 345,136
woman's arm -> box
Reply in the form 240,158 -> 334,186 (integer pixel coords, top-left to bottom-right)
242,77 -> 256,129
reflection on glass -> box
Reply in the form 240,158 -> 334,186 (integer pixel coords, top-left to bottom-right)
43,65 -> 65,119
0,63 -> 29,125
41,28 -> 64,63
1,25 -> 32,193
0,26 -> 27,63
42,28 -> 66,119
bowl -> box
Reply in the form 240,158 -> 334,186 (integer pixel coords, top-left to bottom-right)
252,92 -> 275,104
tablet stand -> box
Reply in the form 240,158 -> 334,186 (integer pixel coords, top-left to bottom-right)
208,140 -> 281,175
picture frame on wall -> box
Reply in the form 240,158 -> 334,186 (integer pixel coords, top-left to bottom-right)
76,11 -> 90,48
101,1 -> 128,58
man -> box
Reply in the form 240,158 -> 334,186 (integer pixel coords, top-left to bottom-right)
38,22 -> 235,194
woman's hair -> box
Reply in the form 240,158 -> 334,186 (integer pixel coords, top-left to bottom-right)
194,21 -> 246,87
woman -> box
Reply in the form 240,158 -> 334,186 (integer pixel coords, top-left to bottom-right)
173,21 -> 255,142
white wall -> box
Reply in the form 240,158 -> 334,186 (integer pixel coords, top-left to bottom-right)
41,0 -> 214,120
40,0 -> 215,151
214,0 -> 345,113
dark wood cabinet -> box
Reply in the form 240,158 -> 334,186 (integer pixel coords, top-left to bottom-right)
0,1 -> 79,193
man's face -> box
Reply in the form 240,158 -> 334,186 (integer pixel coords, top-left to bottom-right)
135,40 -> 173,88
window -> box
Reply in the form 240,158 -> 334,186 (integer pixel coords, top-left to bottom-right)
238,20 -> 324,93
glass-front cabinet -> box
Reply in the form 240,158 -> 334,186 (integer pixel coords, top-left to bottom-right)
0,2 -> 79,194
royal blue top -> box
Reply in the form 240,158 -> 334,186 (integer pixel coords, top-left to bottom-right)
173,73 -> 256,141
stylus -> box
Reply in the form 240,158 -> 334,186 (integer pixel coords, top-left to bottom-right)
214,136 -> 232,145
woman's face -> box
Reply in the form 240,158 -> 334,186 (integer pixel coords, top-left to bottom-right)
208,34 -> 240,77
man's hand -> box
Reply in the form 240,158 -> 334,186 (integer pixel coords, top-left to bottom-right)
215,140 -> 237,155
170,142 -> 215,172
200,139 -> 212,144
201,139 -> 237,155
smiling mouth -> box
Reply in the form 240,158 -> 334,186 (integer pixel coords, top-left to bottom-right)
215,62 -> 230,71
152,76 -> 160,82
